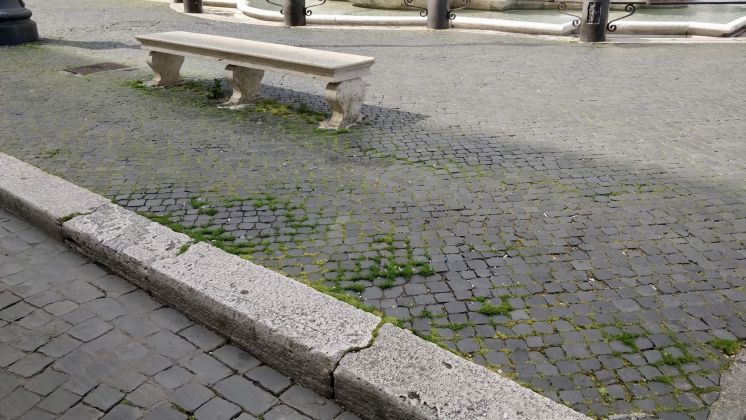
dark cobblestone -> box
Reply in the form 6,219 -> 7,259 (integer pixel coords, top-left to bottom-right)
2,0 -> 746,418
0,208 -> 360,419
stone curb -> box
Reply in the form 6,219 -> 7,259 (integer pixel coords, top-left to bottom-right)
0,153 -> 110,237
0,152 -> 590,419
147,241 -> 380,396
63,203 -> 192,291
708,348 -> 746,420
336,324 -> 589,419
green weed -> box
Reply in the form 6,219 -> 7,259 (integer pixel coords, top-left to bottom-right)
710,339 -> 742,356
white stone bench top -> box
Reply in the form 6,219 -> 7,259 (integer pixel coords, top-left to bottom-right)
136,31 -> 375,81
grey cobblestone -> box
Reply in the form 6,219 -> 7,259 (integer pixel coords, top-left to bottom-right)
194,397 -> 240,420
0,208 -> 362,419
2,0 -> 746,417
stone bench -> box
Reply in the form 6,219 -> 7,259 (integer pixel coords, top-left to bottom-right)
135,31 -> 375,129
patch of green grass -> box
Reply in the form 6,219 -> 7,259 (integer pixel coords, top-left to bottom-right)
207,78 -> 224,100
692,386 -> 720,396
253,193 -> 280,211
174,80 -> 205,92
198,207 -> 218,216
439,321 -> 475,331
652,375 -> 674,385
418,264 -> 435,277
419,309 -> 435,319
14,41 -> 42,50
313,127 -> 351,136
296,103 -> 326,124
710,338 -> 742,356
255,99 -> 292,116
658,351 -> 697,366
123,80 -> 148,90
605,331 -> 641,350
342,283 -> 366,293
39,148 -> 63,158
59,212 -> 87,223
190,197 -> 205,209
478,297 -> 513,316
177,243 -> 191,255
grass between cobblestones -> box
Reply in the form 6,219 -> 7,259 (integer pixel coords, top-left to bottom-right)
123,79 -> 330,129
4,41 -> 746,419
91,78 -> 746,419
141,203 -> 740,419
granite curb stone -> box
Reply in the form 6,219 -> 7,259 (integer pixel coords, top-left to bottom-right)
63,203 -> 192,291
149,242 -> 380,397
708,349 -> 746,420
334,324 -> 591,420
0,153 -> 109,237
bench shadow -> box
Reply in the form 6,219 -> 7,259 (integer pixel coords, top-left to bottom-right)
42,38 -> 140,51
257,85 -> 429,128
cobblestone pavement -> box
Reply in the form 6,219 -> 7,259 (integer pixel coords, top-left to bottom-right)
2,0 -> 746,418
0,207 -> 360,420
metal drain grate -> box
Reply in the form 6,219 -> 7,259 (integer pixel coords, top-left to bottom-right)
63,62 -> 129,75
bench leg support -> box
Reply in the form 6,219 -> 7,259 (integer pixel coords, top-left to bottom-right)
319,78 -> 365,130
224,65 -> 264,105
146,51 -> 184,87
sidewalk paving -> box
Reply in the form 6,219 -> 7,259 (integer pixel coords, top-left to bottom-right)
0,207 -> 359,420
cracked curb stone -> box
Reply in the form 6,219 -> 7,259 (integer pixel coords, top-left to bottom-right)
335,324 -> 590,420
149,242 -> 380,396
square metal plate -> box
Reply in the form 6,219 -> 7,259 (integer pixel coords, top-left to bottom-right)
64,62 -> 129,75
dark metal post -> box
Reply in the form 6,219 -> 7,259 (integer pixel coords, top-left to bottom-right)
183,0 -> 203,13
427,0 -> 449,29
0,0 -> 38,46
579,0 -> 610,42
284,0 -> 306,26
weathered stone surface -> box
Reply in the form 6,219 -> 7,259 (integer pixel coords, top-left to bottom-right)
63,204 -> 191,291
335,324 -> 590,420
149,242 -> 380,396
708,349 -> 746,420
0,153 -> 109,236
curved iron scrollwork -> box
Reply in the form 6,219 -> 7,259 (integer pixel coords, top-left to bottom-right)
557,2 -> 581,27
305,0 -> 326,15
266,0 -> 285,14
449,0 -> 470,20
607,3 -> 635,32
403,0 -> 428,17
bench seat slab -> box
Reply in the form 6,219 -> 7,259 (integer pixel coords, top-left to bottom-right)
137,31 -> 374,82
146,51 -> 184,87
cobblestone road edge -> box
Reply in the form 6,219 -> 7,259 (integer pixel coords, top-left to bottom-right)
0,151 -> 589,420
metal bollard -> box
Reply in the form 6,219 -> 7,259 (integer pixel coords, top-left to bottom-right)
0,0 -> 39,45
579,0 -> 610,42
427,0 -> 449,29
183,0 -> 203,13
284,0 -> 307,26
